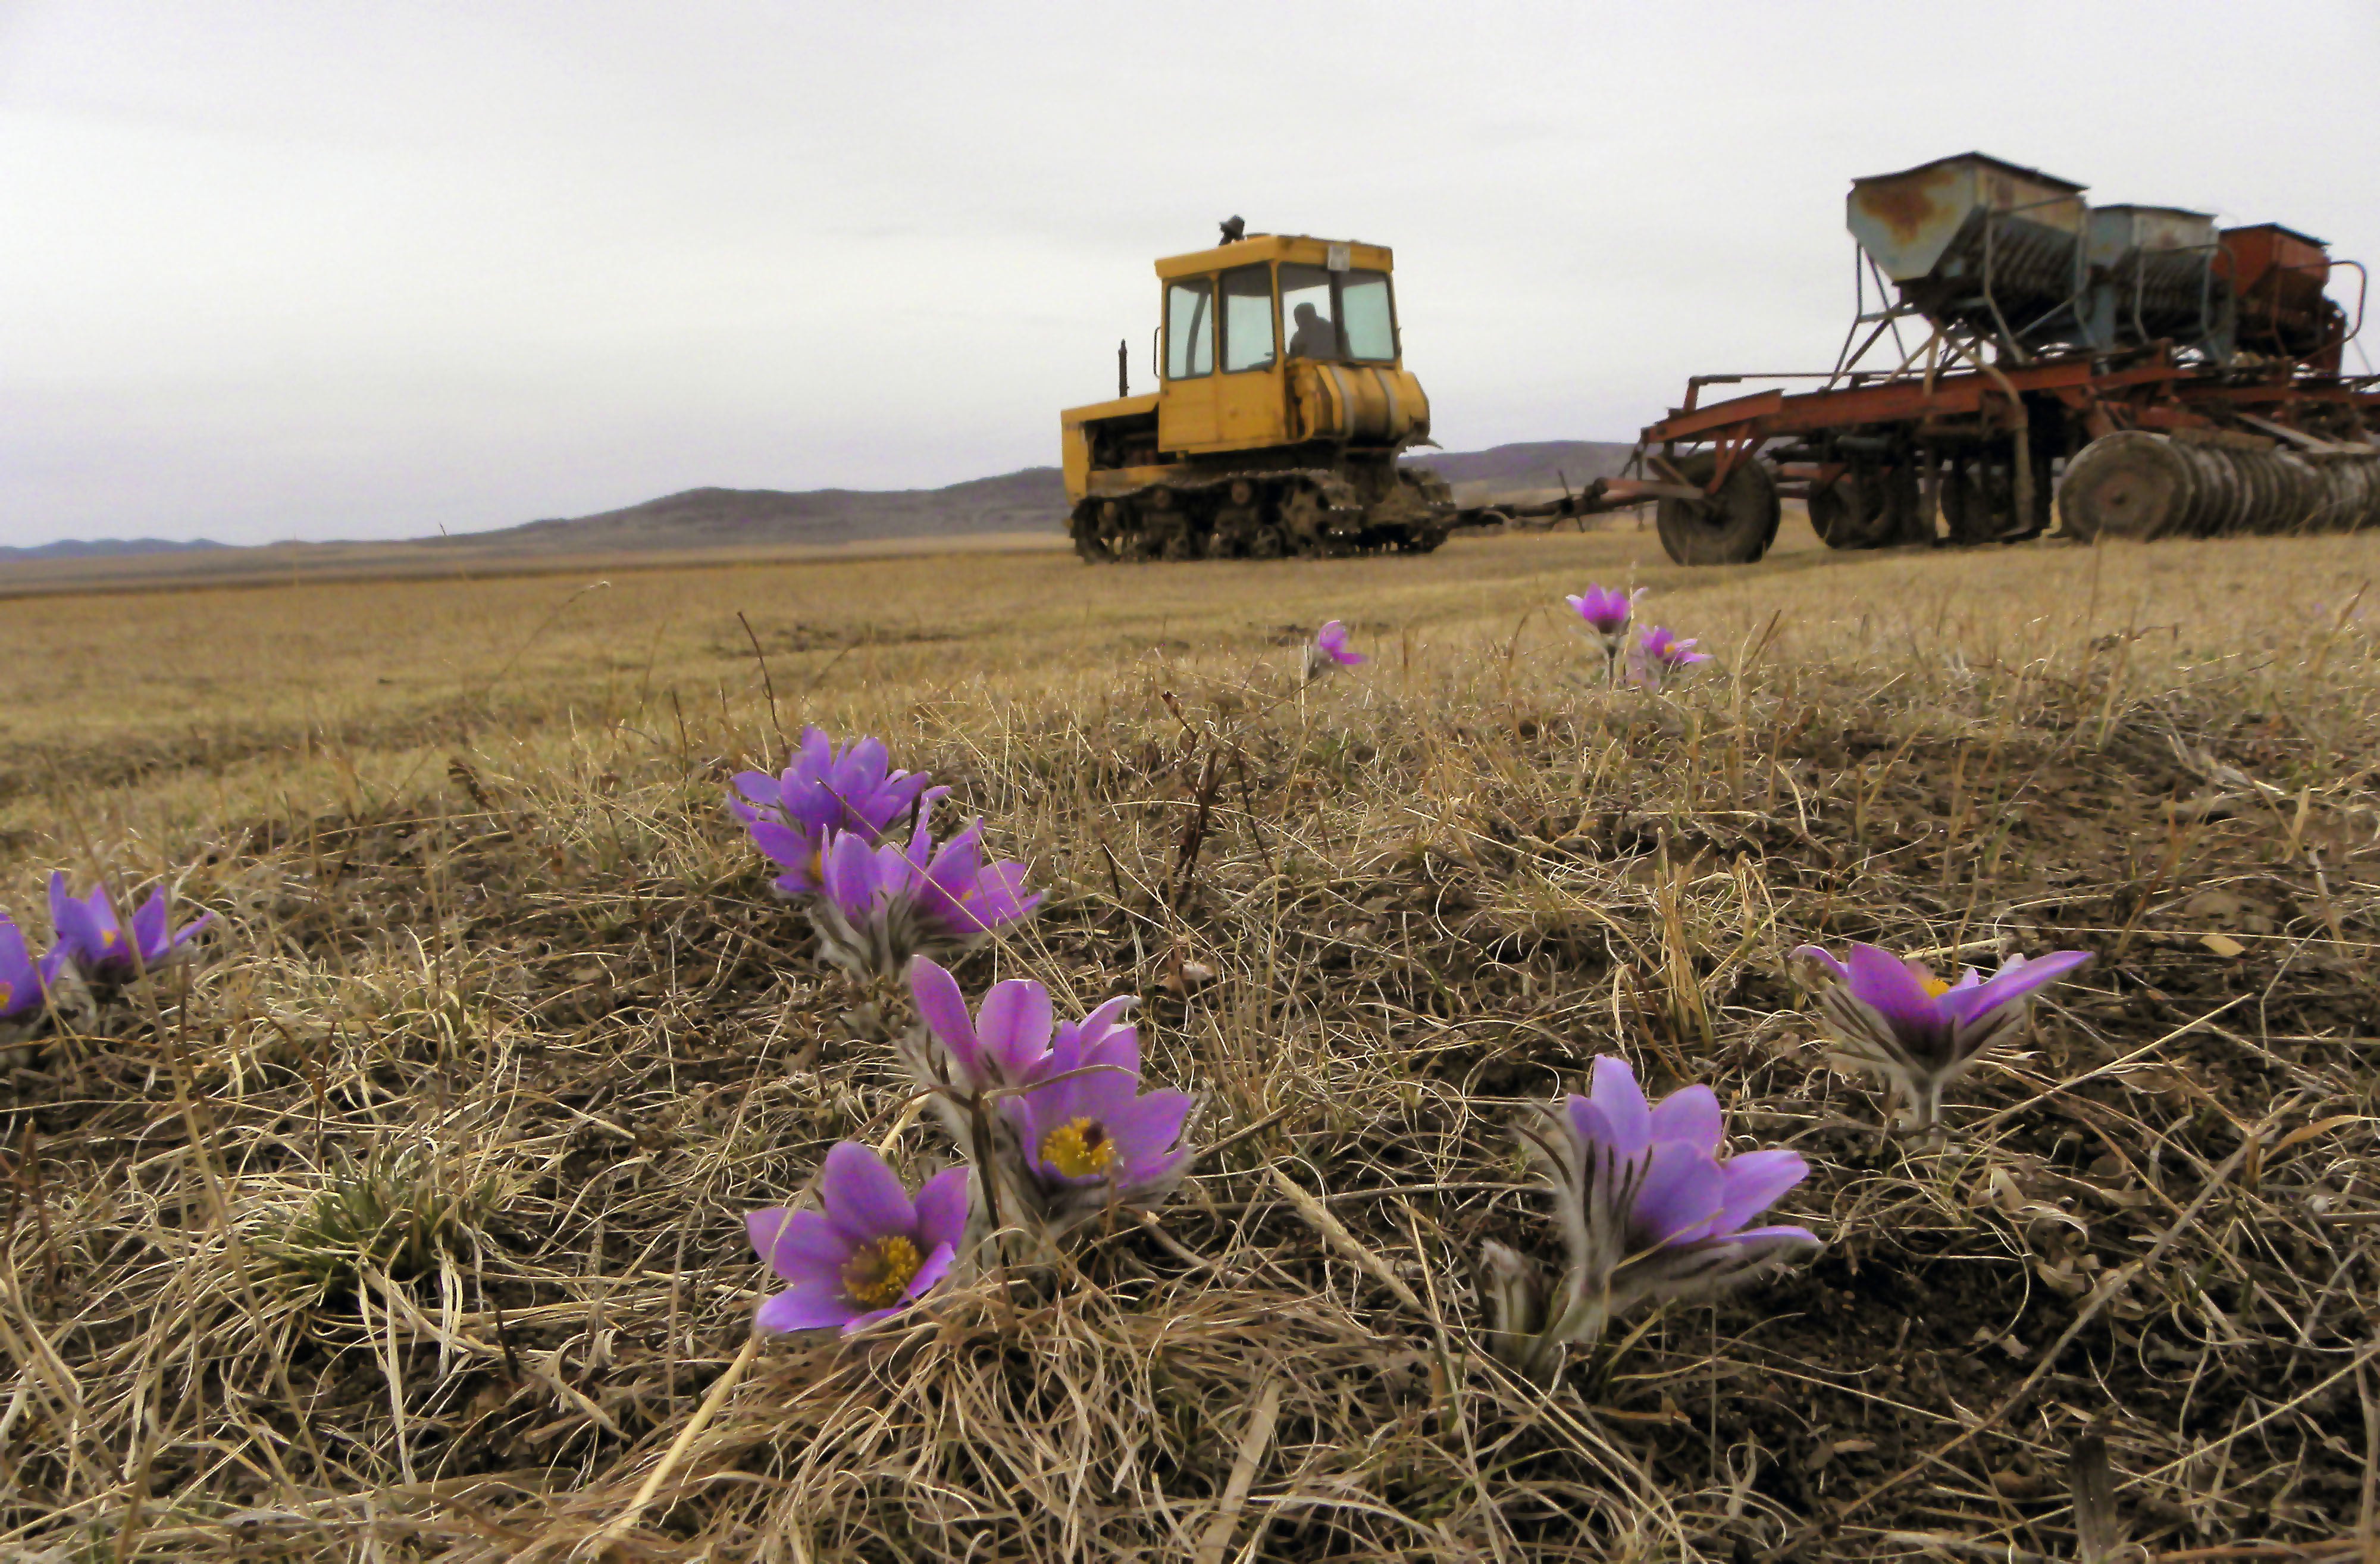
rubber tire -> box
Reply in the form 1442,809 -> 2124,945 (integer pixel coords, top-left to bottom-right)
1656,453 -> 1780,565
1806,480 -> 1877,549
1940,465 -> 2006,545
1808,465 -> 1915,550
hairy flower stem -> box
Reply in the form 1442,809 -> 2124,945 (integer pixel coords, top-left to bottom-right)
836,972 -> 913,1046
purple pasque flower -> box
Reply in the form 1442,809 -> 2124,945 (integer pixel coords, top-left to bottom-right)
746,1140 -> 970,1337
906,956 -> 1056,1094
1484,1055 -> 1818,1377
808,806 -> 1040,980
0,914 -> 51,1032
1792,943 -> 2093,1131
47,873 -> 211,986
994,1006 -> 1195,1235
902,956 -> 1135,1097
1564,583 -> 1643,640
729,726 -> 944,896
1568,584 -> 1647,684
1314,620 -> 1364,665
1304,619 -> 1366,681
1630,625 -> 1711,687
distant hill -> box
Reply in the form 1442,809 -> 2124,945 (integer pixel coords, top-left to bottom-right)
0,537 -> 230,561
2,439 -> 1637,579
448,440 -> 1636,555
438,470 -> 1070,554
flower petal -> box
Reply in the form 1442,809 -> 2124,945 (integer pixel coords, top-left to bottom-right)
1120,1140 -> 1198,1196
911,1167 -> 972,1255
1791,944 -> 1850,986
1714,1223 -> 1822,1252
904,1239 -> 956,1300
747,1207 -> 848,1284
747,819 -> 817,872
1633,1140 -> 1727,1246
756,1277 -> 854,1332
130,890 -> 170,961
976,978 -> 1055,1077
1941,949 -> 2092,1027
819,831 -> 885,914
1073,994 -> 1138,1051
818,1141 -> 915,1248
1101,1088 -> 1192,1165
1565,1093 -> 1613,1151
1001,1080 -> 1056,1158
1712,1149 -> 1808,1234
1844,942 -> 1946,1046
1074,1019 -> 1140,1087
0,916 -> 32,977
1066,1056 -> 1145,1122
1587,1055 -> 1651,1156
907,956 -> 981,1075
1648,1084 -> 1723,1155
837,1305 -> 908,1337
968,860 -> 1040,925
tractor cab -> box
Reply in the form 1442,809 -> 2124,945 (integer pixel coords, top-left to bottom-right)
1147,233 -> 1421,454
1057,229 -> 1448,561
1062,234 -> 1433,496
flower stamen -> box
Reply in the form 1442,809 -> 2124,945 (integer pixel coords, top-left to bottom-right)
1039,1116 -> 1116,1178
840,1234 -> 923,1307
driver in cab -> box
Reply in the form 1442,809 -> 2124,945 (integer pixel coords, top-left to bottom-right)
1288,302 -> 1339,360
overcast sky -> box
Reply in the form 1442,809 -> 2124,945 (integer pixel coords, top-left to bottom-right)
4,1 -> 2377,546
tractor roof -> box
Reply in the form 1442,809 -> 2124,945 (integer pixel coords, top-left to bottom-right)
1153,234 -> 1393,280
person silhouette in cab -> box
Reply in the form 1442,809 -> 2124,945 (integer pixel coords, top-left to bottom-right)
1288,302 -> 1339,360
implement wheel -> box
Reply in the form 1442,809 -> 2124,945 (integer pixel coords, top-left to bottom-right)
2057,432 -> 2196,542
1807,464 -> 1912,550
1656,453 -> 1780,565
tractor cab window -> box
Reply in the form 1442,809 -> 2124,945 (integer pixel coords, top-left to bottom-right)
1340,270 -> 1396,361
1280,263 -> 1339,359
1165,279 -> 1214,380
1220,265 -> 1275,373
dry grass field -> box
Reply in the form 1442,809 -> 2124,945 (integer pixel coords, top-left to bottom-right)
4,517 -> 2379,1561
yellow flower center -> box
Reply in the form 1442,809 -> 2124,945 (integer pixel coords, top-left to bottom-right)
1039,1116 -> 1116,1178
100,929 -> 118,950
1920,975 -> 1952,998
840,1234 -> 923,1307
0,981 -> 12,1009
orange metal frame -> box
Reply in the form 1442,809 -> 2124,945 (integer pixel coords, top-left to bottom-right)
1640,349 -> 2380,494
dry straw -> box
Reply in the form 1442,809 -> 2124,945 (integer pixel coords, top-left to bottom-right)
1,528 -> 2376,1559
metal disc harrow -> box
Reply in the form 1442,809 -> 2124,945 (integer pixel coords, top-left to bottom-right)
2056,431 -> 2380,541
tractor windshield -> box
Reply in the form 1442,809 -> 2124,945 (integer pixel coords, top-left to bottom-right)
1280,264 -> 1338,359
1340,270 -> 1395,361
1279,262 -> 1396,364
1220,265 -> 1275,372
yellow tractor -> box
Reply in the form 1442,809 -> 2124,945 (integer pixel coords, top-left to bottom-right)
1060,222 -> 1458,561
